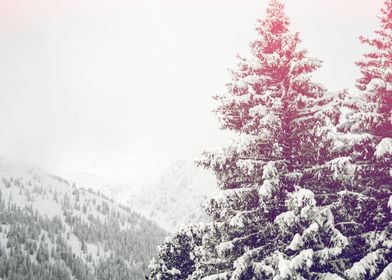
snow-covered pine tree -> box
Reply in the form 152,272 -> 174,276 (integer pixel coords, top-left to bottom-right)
149,225 -> 205,280
241,187 -> 349,279
333,1 -> 392,278
149,1 -> 346,279
189,0 -> 342,278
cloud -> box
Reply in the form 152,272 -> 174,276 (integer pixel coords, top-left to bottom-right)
0,0 -> 382,185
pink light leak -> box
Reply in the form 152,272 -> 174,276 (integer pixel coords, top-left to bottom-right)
0,0 -> 380,32
0,0 -> 118,31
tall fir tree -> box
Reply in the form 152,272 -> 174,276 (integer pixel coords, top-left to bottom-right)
150,1 -> 345,279
333,0 -> 392,278
191,0 -> 344,278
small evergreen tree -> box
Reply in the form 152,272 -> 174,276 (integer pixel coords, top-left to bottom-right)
149,225 -> 205,280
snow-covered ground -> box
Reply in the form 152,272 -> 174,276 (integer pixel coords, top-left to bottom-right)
0,157 -> 166,279
65,159 -> 219,233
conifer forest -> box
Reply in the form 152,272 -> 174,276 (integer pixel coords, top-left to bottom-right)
148,1 -> 392,279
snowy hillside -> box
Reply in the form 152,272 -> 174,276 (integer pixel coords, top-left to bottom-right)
0,157 -> 166,280
64,172 -> 132,204
127,160 -> 218,232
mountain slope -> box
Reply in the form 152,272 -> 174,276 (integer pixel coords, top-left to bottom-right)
0,158 -> 166,280
63,172 -> 133,204
127,160 -> 218,232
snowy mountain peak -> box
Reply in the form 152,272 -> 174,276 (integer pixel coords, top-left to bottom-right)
127,159 -> 218,232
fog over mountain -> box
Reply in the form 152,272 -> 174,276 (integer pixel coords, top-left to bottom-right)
0,0 -> 381,187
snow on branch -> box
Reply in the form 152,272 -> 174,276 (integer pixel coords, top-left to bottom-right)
375,138 -> 392,158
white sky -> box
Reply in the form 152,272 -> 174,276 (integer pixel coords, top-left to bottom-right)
0,0 -> 383,186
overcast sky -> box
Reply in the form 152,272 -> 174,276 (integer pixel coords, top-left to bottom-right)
0,0 -> 383,186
